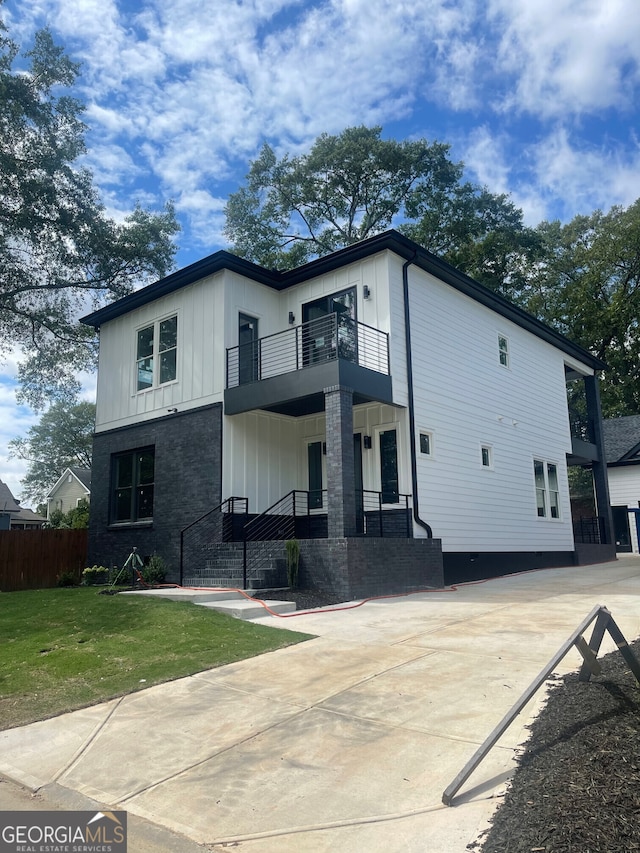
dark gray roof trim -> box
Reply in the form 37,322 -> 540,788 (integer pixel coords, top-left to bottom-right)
80,230 -> 604,371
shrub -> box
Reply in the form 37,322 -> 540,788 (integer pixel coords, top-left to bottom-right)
82,565 -> 109,585
57,570 -> 79,587
141,554 -> 167,585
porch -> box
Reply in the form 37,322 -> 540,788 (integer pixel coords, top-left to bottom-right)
179,490 -> 426,594
224,312 -> 393,416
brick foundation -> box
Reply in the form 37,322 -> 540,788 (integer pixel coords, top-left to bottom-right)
297,536 -> 443,600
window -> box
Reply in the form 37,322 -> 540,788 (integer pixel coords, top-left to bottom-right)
534,459 -> 560,519
136,315 -> 177,391
419,432 -> 432,456
112,448 -> 155,523
498,334 -> 510,368
481,445 -> 493,468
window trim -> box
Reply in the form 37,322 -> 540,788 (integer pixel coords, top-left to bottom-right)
480,444 -> 493,469
419,430 -> 433,457
498,333 -> 510,369
135,313 -> 178,393
533,458 -> 561,520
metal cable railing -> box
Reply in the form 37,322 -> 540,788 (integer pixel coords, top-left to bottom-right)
226,313 -> 390,388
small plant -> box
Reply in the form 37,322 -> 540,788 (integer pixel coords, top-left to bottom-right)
57,570 -> 78,587
285,539 -> 300,588
141,554 -> 167,585
81,565 -> 109,585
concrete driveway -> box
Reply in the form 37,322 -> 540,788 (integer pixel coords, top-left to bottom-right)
2,556 -> 640,852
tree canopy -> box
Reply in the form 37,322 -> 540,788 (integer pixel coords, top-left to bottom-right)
9,400 -> 95,504
224,126 -> 537,278
519,203 -> 640,417
0,14 -> 179,407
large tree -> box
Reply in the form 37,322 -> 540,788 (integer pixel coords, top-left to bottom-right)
9,400 -> 95,504
224,125 -> 538,284
0,13 -> 179,407
519,202 -> 640,418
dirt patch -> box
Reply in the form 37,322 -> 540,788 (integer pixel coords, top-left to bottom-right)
473,638 -> 640,852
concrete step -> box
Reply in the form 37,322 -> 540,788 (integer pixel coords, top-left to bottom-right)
184,576 -> 242,588
122,588 -> 245,603
195,598 -> 296,620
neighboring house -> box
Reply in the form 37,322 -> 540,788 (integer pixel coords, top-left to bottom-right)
0,479 -> 46,529
81,230 -> 614,596
11,505 -> 46,529
46,467 -> 91,520
603,415 -> 640,553
0,479 -> 21,530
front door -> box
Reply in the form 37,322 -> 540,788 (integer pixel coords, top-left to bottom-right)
238,314 -> 259,384
354,433 -> 364,533
379,428 -> 399,504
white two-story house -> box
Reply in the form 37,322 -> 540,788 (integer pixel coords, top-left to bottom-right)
81,231 -> 614,598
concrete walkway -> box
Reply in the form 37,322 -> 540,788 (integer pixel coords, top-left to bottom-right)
2,556 -> 640,852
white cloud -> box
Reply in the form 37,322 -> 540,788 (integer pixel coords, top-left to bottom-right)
530,127 -> 640,218
488,0 -> 640,117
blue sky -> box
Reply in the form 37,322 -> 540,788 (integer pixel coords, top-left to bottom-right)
2,0 -> 640,502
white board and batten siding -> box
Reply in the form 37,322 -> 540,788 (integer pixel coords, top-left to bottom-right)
94,270 -> 284,433
399,261 -> 591,553
607,467 -> 640,553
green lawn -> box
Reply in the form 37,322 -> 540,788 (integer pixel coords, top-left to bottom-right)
0,587 -> 312,731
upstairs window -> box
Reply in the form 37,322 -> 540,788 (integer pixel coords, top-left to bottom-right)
498,334 -> 510,368
137,315 -> 177,391
481,445 -> 493,468
534,459 -> 560,519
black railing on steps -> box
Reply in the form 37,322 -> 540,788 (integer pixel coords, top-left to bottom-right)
179,497 -> 248,585
180,490 -> 414,588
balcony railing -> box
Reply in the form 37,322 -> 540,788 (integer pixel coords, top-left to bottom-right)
226,313 -> 390,388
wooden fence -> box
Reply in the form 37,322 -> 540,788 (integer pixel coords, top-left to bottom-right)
0,529 -> 88,592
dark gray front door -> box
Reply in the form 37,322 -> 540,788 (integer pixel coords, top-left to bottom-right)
379,428 -> 399,504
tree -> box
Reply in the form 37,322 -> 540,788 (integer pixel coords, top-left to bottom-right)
46,499 -> 89,529
0,13 -> 179,407
9,400 -> 95,504
401,183 -> 542,300
519,202 -> 640,417
224,125 -> 537,284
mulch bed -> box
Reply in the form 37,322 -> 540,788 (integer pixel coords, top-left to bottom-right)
472,637 -> 640,852
252,587 -> 346,610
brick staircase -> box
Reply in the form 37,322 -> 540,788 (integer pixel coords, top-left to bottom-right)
182,541 -> 288,591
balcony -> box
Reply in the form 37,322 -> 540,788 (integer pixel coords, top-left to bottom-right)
225,313 -> 393,416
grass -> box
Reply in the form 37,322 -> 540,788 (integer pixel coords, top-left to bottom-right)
0,587 -> 313,731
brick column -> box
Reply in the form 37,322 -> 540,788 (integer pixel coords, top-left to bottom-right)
324,385 -> 356,538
